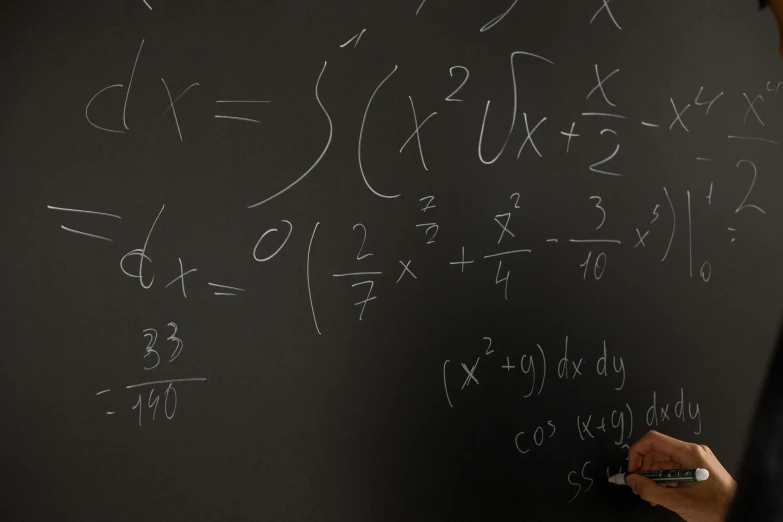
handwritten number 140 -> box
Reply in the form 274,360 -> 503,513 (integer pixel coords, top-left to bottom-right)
132,384 -> 177,426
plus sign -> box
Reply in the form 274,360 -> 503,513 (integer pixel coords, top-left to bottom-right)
502,357 -> 516,371
449,246 -> 475,273
560,122 -> 580,153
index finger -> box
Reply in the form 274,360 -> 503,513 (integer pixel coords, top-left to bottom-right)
627,431 -> 693,472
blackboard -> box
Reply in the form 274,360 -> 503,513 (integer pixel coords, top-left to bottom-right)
3,1 -> 783,521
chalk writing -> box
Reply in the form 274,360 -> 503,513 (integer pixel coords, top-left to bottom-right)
39,3 -> 781,508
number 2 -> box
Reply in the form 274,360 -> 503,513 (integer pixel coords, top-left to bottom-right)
735,160 -> 766,215
416,223 -> 438,245
510,192 -> 521,209
446,66 -> 469,102
353,223 -> 373,260
483,337 -> 493,355
589,129 -> 622,177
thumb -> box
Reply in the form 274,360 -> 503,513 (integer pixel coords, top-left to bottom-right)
626,475 -> 680,510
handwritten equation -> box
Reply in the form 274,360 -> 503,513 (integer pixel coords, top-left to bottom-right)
443,334 -> 702,503
39,0 -> 782,510
94,321 -> 206,426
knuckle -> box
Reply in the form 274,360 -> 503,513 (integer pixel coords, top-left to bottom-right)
696,444 -> 712,457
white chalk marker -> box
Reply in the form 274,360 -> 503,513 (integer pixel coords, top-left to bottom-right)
609,468 -> 709,485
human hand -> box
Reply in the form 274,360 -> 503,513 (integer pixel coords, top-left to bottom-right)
772,0 -> 783,55
625,430 -> 737,522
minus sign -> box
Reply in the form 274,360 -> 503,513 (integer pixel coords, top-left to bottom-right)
546,239 -> 559,243
696,157 -> 714,162
106,412 -> 115,415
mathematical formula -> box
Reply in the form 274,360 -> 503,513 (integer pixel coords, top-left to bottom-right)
40,0 -> 781,508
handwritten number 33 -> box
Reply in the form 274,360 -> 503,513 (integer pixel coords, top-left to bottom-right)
143,322 -> 183,370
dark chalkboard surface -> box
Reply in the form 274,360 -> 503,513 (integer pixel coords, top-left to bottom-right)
3,1 -> 783,520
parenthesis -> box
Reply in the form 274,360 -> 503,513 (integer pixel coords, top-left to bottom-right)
625,403 -> 633,443
661,187 -> 676,262
537,343 -> 546,395
306,222 -> 322,335
443,360 -> 454,408
358,65 -> 401,199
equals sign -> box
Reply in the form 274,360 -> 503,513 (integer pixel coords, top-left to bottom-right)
48,205 -> 122,243
96,389 -> 115,415
208,282 -> 246,296
215,100 -> 272,124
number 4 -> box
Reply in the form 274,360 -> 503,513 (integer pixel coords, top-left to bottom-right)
495,261 -> 510,300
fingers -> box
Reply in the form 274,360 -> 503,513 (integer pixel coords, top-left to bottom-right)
650,460 -> 681,487
650,460 -> 678,471
625,475 -> 682,512
641,451 -> 677,471
627,431 -> 693,471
